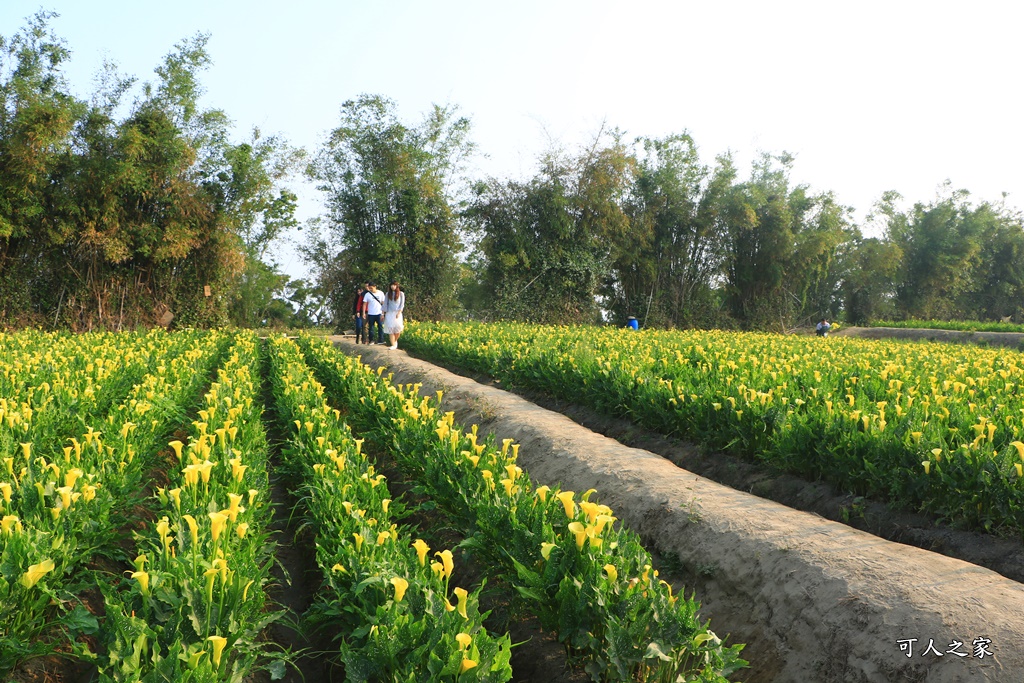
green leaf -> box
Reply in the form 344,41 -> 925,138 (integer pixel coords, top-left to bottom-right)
644,641 -> 672,662
63,604 -> 100,636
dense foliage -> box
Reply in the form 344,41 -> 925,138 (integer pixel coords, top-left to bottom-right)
0,13 -> 300,330
1,327 -> 746,681
304,95 -> 473,323
458,141 -> 1024,330
299,333 -> 747,681
5,13 -> 1024,332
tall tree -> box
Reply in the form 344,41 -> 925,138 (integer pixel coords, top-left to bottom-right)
221,130 -> 304,327
608,134 -> 734,328
881,188 -> 1024,321
0,14 -> 300,329
306,95 -> 473,321
0,10 -> 85,317
839,235 -> 903,325
721,154 -> 851,330
468,129 -> 634,323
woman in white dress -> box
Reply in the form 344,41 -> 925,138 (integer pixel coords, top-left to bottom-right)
382,281 -> 405,350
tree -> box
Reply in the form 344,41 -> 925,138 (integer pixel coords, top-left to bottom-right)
221,130 -> 304,328
608,134 -> 734,328
0,10 -> 85,319
0,14 -> 301,329
840,235 -> 902,324
306,95 -> 473,321
720,153 -> 852,330
468,129 -> 634,324
887,192 -> 974,319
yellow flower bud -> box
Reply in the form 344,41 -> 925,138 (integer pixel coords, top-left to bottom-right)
556,491 -> 575,518
131,570 -> 151,596
567,522 -> 587,550
209,512 -> 228,542
208,635 -> 227,668
413,539 -> 429,566
435,549 -> 454,579
168,440 -> 184,461
183,515 -> 199,547
453,586 -> 468,619
20,558 -> 54,589
390,577 -> 409,603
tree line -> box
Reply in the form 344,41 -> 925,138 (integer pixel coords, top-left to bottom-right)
305,97 -> 1024,331
4,13 -> 1023,332
0,12 -> 304,330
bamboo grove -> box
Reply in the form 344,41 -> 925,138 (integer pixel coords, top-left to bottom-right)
6,14 -> 1024,333
0,13 -> 302,330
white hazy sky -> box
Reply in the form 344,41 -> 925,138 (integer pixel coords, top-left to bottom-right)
3,0 -> 1023,278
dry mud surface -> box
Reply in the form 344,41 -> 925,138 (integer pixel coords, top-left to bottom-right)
837,326 -> 1024,349
336,338 -> 1024,683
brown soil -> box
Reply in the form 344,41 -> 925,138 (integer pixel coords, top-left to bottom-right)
340,339 -> 1024,683
836,325 -> 1024,349
255,463 -> 338,683
253,351 -> 339,683
501,389 -> 1024,584
375,343 -> 1024,585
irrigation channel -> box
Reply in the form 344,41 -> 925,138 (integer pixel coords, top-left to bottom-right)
335,337 -> 1024,683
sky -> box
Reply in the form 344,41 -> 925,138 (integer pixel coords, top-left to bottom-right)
3,0 -> 1023,279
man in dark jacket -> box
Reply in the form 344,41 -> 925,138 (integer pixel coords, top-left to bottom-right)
353,286 -> 365,343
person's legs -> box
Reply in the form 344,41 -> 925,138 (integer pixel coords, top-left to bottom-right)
367,314 -> 382,343
388,332 -> 397,349
354,316 -> 363,343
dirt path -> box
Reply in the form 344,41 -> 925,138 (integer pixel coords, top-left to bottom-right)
389,342 -> 1024,585
836,325 -> 1024,349
337,338 -> 1024,683
258,349 -> 335,683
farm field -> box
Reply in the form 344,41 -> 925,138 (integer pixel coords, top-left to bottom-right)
400,321 -> 1024,537
870,319 -> 1024,334
0,329 -> 745,683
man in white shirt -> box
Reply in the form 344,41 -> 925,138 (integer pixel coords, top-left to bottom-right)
362,282 -> 385,344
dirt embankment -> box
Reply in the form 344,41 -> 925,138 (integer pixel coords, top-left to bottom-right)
338,339 -> 1024,683
836,326 -> 1024,349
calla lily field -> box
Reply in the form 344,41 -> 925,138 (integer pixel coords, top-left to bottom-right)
3,321 -> 1020,681
400,321 -> 1024,535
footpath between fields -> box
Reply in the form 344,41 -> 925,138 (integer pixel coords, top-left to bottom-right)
836,325 -> 1024,350
335,337 -> 1024,683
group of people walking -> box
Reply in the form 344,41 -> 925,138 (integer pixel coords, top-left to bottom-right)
353,281 -> 405,349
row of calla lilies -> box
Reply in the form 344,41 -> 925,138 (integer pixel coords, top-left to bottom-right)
267,335 -> 514,681
400,322 -> 1024,533
1,330 -> 228,672
96,331 -> 282,682
298,334 -> 746,683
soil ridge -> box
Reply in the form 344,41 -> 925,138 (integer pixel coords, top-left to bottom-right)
836,325 -> 1024,349
337,338 -> 1024,683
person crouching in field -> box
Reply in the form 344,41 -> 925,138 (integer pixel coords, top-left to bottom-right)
816,318 -> 831,337
362,282 -> 386,344
383,281 -> 405,350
